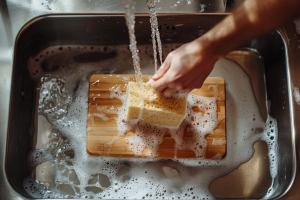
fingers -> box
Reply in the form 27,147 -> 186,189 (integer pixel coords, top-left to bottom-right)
152,54 -> 172,80
150,74 -> 170,92
150,69 -> 205,93
151,70 -> 192,93
163,87 -> 178,97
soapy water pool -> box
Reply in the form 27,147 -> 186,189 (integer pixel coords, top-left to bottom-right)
24,44 -> 278,199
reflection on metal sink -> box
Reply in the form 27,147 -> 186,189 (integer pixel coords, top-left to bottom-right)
5,14 -> 296,199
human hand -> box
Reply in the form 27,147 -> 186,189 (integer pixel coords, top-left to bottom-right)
150,37 -> 221,95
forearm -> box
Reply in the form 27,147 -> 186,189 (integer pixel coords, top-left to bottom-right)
151,0 -> 300,93
198,0 -> 300,58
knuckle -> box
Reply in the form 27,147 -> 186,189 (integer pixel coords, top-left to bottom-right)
168,52 -> 175,58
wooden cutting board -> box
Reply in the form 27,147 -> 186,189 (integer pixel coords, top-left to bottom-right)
87,74 -> 226,159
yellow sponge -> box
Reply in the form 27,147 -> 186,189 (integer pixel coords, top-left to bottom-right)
125,82 -> 187,127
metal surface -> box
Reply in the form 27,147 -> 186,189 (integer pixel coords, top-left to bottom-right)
210,141 -> 272,198
0,0 -> 300,200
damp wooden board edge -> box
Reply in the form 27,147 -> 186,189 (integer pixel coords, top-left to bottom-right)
86,74 -> 226,159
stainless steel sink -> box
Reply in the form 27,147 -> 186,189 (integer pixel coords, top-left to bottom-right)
3,14 -> 298,199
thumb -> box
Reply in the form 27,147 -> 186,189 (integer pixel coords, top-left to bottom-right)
150,73 -> 171,92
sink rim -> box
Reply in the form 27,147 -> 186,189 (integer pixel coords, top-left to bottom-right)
4,13 -> 298,200
275,29 -> 297,199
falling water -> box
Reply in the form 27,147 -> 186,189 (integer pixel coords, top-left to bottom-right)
147,0 -> 163,72
124,0 -> 143,83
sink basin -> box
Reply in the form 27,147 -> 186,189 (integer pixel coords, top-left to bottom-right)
5,14 -> 296,199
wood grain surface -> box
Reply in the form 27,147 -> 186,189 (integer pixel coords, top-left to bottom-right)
87,74 -> 226,159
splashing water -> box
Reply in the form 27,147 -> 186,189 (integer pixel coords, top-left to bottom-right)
124,0 -> 143,83
38,76 -> 72,121
147,0 -> 163,72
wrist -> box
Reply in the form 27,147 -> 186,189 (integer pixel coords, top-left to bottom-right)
194,34 -> 226,61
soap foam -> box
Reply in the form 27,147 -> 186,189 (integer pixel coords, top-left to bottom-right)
24,44 -> 279,199
292,85 -> 300,105
294,18 -> 300,35
87,113 -> 109,131
38,76 -> 72,120
212,139 -> 226,146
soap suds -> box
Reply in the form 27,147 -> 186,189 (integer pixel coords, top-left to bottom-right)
294,18 -> 300,35
38,77 -> 72,120
24,45 -> 279,199
91,79 -> 100,86
292,86 -> 300,105
212,139 -> 226,146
